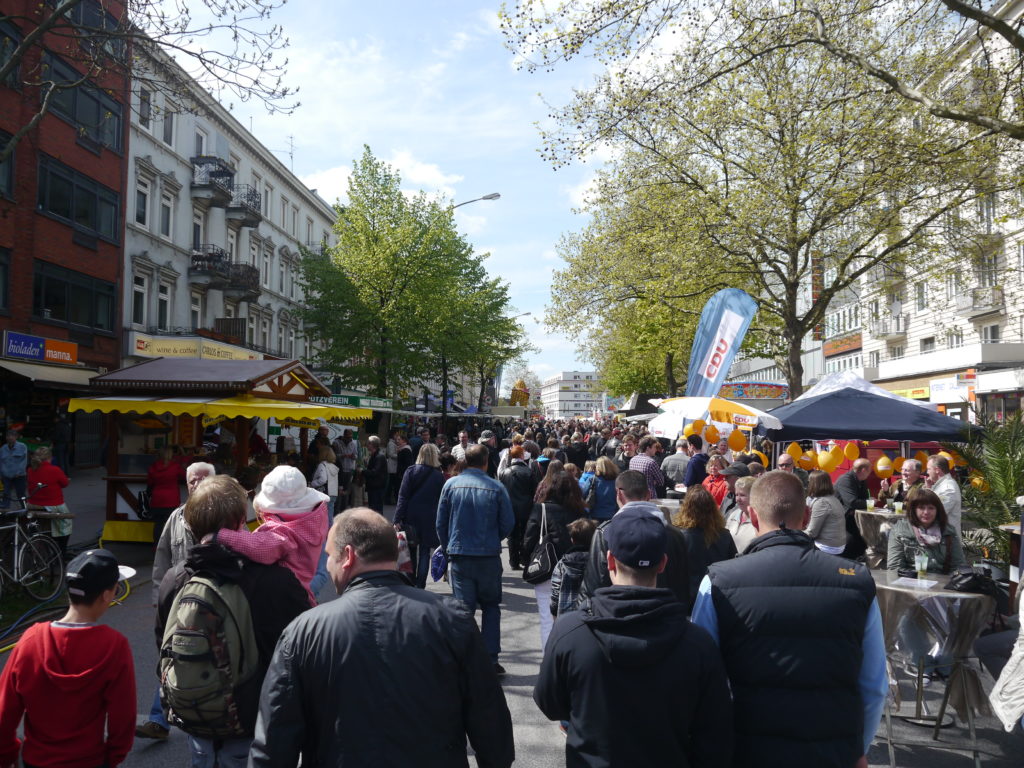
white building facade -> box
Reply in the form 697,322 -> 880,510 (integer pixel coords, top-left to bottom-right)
123,47 -> 335,367
540,371 -> 602,419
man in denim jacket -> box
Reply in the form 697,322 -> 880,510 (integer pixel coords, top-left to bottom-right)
436,444 -> 515,673
0,430 -> 28,509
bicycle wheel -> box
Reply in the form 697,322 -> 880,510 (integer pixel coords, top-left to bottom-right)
18,535 -> 63,601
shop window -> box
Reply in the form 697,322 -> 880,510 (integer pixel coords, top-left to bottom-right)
37,155 -> 119,241
33,261 -> 115,330
42,54 -> 123,151
920,337 -> 935,354
132,275 -> 146,325
157,283 -> 170,330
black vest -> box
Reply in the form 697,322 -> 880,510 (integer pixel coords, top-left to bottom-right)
708,529 -> 876,768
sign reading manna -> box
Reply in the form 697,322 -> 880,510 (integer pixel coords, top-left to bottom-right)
4,331 -> 79,366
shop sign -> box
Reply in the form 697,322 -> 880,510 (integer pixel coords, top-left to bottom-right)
312,394 -> 393,410
717,381 -> 790,400
930,377 -> 971,404
202,415 -> 227,428
892,386 -> 931,400
132,332 -> 258,360
956,372 -> 977,387
281,417 -> 321,429
823,332 -> 863,357
4,331 -> 79,366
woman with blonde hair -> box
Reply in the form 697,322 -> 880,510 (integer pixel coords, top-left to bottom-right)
701,454 -> 730,506
393,443 -> 445,587
27,446 -> 72,557
672,485 -> 737,611
588,456 -> 619,521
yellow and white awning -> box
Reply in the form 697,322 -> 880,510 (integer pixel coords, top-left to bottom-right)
68,394 -> 372,423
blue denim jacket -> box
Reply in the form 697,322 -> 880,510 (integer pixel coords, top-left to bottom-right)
436,468 -> 514,556
0,441 -> 28,478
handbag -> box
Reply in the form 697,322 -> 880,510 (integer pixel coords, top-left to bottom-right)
396,530 -> 414,575
523,503 -> 558,585
585,478 -> 597,509
430,546 -> 448,582
945,565 -> 998,597
137,488 -> 152,520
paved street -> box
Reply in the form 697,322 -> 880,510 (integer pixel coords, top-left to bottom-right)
1,466 -> 1022,766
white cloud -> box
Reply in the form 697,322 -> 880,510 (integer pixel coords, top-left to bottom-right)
389,149 -> 464,199
456,211 -> 487,235
564,172 -> 599,209
299,165 -> 352,206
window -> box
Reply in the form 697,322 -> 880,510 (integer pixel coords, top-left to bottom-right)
982,324 -> 1000,344
1,21 -> 21,87
135,177 -> 150,226
157,283 -> 170,330
978,192 -> 996,232
159,192 -> 172,238
227,230 -> 237,261
915,282 -> 926,312
889,345 -> 904,360
194,129 -> 206,157
263,184 -> 272,216
306,218 -> 313,243
224,302 -> 236,319
139,88 -> 151,129
33,261 -> 115,330
262,249 -> 271,287
278,260 -> 286,293
869,350 -> 880,368
277,326 -> 284,354
247,316 -> 256,343
280,197 -> 288,229
288,328 -> 295,357
978,252 -> 998,288
945,274 -> 960,302
161,109 -> 174,147
0,132 -> 11,198
0,248 -> 9,312
920,337 -> 935,354
291,206 -> 298,236
42,55 -> 123,150
260,318 -> 270,347
190,291 -> 203,329
192,211 -> 204,249
132,275 -> 146,325
947,328 -> 964,348
249,238 -> 259,266
37,155 -> 119,241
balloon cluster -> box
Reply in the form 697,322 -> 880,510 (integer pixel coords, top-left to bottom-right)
682,419 -> 750,455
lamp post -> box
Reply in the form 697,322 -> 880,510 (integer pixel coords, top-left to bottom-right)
452,192 -> 500,209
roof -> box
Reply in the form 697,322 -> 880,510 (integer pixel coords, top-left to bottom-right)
89,358 -> 330,396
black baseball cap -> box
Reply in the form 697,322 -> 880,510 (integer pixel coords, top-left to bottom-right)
65,549 -> 134,596
605,507 -> 667,569
720,463 -> 750,478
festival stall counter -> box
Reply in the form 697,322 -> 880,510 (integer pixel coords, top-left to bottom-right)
68,358 -> 371,543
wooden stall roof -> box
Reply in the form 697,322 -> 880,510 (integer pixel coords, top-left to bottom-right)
88,358 -> 330,398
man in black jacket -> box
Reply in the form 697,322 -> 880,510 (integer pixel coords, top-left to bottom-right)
250,508 -> 514,768
499,445 -> 538,569
535,506 -> 732,767
578,470 -> 691,606
834,457 -> 873,559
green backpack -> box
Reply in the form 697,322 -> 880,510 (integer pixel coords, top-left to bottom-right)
159,574 -> 261,738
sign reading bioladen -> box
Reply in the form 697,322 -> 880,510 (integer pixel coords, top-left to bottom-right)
685,289 -> 758,398
4,331 -> 79,365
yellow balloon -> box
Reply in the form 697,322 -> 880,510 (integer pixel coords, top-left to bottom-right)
937,451 -> 954,463
818,450 -> 836,473
786,442 -> 803,460
892,457 -> 905,473
844,442 -> 860,461
829,445 -> 844,465
807,451 -> 820,469
914,450 -> 929,466
970,472 -> 990,493
691,419 -> 706,435
951,450 -> 968,467
682,424 -> 695,438
797,452 -> 814,470
875,455 -> 893,479
752,450 -> 769,466
728,429 -> 747,452
705,425 -> 720,444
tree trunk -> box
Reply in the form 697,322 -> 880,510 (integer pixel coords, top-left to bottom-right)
440,355 -> 449,436
377,330 -> 389,397
664,351 -> 679,397
477,364 -> 488,411
784,329 -> 805,399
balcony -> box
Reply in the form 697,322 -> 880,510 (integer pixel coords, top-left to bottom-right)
227,184 -> 262,227
190,156 -> 234,206
188,245 -> 231,288
224,262 -> 261,302
878,342 -> 1024,381
955,285 -> 1004,318
868,313 -> 908,342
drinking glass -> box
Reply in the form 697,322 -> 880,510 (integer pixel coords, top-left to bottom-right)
913,550 -> 929,580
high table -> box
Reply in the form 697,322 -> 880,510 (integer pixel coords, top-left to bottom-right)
856,508 -> 903,568
872,570 -> 995,768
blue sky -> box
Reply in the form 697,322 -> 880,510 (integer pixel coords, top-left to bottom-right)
225,1 -> 601,382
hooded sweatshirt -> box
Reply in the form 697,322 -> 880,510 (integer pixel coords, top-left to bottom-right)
534,586 -> 732,768
215,500 -> 328,606
0,621 -> 135,767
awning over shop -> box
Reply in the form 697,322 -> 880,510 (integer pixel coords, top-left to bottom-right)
0,359 -> 97,390
67,394 -> 372,422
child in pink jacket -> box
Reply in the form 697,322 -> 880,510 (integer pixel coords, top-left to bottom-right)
215,465 -> 329,606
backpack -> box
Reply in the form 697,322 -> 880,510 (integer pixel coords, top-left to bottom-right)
159,574 -> 261,738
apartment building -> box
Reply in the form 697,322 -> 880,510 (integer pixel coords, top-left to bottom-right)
123,44 -> 335,368
540,371 -> 603,419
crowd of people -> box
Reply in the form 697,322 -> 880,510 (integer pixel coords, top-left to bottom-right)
0,414 -> 1021,768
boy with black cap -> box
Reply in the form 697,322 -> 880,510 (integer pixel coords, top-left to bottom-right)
0,549 -> 135,768
534,506 -> 733,767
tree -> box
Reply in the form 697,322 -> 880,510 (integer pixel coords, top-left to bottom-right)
502,0 -> 1024,141
507,1 -> 1013,395
0,0 -> 296,162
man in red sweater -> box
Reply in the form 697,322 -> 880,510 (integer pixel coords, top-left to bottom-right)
0,549 -> 135,768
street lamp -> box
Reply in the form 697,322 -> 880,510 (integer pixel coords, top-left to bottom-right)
452,192 -> 501,209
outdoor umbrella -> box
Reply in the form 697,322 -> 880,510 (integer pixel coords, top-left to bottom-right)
648,396 -> 782,439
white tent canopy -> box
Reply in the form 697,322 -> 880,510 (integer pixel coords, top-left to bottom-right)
798,371 -> 938,411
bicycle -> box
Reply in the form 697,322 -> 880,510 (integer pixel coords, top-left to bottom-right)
0,486 -> 65,602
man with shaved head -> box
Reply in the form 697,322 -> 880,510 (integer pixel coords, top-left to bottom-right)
251,508 -> 514,768
834,457 -> 873,559
691,472 -> 887,768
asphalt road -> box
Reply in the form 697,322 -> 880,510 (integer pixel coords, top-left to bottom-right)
2,466 -> 1022,766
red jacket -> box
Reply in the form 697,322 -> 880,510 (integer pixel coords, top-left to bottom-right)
0,622 -> 136,767
147,459 -> 185,509
703,473 -> 729,506
25,462 -> 68,506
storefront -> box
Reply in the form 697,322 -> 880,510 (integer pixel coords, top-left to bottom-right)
976,369 -> 1024,423
929,374 -> 975,422
0,331 -> 101,466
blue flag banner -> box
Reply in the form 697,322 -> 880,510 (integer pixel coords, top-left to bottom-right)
685,289 -> 758,398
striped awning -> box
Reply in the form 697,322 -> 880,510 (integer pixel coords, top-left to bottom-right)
67,394 -> 372,422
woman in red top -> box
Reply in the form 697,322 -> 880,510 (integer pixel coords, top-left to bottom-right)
147,446 -> 185,546
26,446 -> 71,557
702,454 -> 730,506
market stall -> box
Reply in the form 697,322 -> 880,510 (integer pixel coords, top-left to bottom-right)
68,358 -> 371,543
